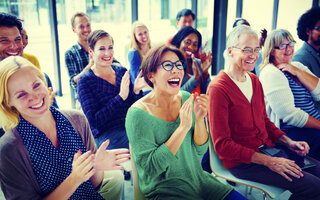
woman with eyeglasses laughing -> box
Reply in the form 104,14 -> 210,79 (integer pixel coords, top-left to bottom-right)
125,44 -> 247,200
259,29 -> 320,161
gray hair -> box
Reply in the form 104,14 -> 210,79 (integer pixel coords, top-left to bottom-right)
226,25 -> 258,48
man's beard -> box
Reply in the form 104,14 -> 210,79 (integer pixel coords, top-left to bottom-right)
311,36 -> 320,46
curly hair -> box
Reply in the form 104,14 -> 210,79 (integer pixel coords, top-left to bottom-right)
297,7 -> 320,42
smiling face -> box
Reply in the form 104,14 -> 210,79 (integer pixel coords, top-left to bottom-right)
176,15 -> 194,30
72,16 -> 91,43
179,33 -> 199,58
229,33 -> 260,72
0,26 -> 23,60
150,51 -> 184,95
7,67 -> 50,121
272,38 -> 294,65
90,36 -> 114,67
134,26 -> 150,46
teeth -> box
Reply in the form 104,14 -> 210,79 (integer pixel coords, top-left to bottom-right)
7,52 -> 19,56
102,57 -> 111,61
31,100 -> 43,109
246,60 -> 254,63
169,78 -> 180,82
185,51 -> 192,56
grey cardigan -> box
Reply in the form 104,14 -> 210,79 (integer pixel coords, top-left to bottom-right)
0,109 -> 97,200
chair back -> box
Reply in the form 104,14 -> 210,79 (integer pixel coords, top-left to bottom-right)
130,145 -> 146,200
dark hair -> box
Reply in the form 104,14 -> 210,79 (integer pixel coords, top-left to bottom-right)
176,9 -> 195,21
297,7 -> 320,42
232,18 -> 250,28
71,12 -> 89,28
88,30 -> 114,50
0,13 -> 23,32
171,26 -> 202,52
141,44 -> 185,88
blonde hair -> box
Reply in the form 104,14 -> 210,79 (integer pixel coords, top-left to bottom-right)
0,56 -> 46,131
130,21 -> 151,63
260,29 -> 295,71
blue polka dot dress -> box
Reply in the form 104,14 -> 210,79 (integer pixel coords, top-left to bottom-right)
17,107 -> 104,199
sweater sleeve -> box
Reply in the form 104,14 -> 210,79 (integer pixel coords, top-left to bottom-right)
125,108 -> 178,177
128,49 -> 141,84
207,84 -> 255,165
77,71 -> 126,133
0,131 -> 42,200
259,64 -> 309,128
65,50 -> 79,89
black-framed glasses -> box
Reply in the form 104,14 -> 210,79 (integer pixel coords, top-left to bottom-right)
314,26 -> 320,31
274,41 -> 296,50
232,46 -> 261,54
157,60 -> 185,71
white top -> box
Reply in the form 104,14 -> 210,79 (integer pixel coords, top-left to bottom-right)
227,73 -> 253,103
259,61 -> 320,128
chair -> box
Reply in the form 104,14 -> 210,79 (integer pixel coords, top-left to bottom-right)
209,139 -> 286,200
129,145 -> 146,200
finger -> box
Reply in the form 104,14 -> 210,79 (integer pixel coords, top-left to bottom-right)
112,148 -> 130,154
115,153 -> 131,160
80,154 -> 95,173
84,168 -> 96,181
76,151 -> 93,165
138,70 -> 143,78
73,150 -> 82,163
280,172 -> 293,182
99,139 -> 110,151
115,157 -> 130,165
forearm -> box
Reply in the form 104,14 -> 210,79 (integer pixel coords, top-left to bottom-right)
193,117 -> 208,146
296,69 -> 319,91
250,151 -> 272,166
304,115 -> 320,129
73,63 -> 93,84
90,170 -> 104,189
165,125 -> 189,155
44,174 -> 81,200
276,134 -> 293,146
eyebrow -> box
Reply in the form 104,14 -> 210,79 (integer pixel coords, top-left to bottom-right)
14,80 -> 37,96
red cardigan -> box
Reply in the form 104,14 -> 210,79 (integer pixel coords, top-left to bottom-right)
207,71 -> 285,168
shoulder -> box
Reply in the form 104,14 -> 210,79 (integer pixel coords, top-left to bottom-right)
0,129 -> 23,158
58,109 -> 87,123
180,90 -> 191,102
78,69 -> 94,83
113,65 -> 127,74
65,44 -> 79,55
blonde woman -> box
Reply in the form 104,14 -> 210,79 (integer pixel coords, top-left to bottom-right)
0,56 -> 130,200
128,21 -> 151,83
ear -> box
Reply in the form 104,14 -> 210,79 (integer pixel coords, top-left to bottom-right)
176,20 -> 179,27
89,48 -> 94,56
306,28 -> 311,37
227,47 -> 233,56
148,72 -> 154,83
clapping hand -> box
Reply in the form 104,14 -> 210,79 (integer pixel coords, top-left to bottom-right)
70,150 -> 96,185
119,71 -> 130,100
94,139 -> 130,171
134,71 -> 147,94
200,50 -> 212,76
193,93 -> 209,120
179,94 -> 194,131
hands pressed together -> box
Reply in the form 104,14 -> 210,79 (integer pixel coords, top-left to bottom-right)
179,93 -> 209,131
120,71 -> 147,100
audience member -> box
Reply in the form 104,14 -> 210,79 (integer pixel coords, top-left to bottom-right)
65,12 -> 119,109
0,56 -> 129,200
171,26 -> 212,94
231,17 -> 267,76
128,21 -> 151,83
125,44 -> 247,200
293,7 -> 320,77
259,29 -> 320,161
208,25 -> 320,200
77,30 -> 146,150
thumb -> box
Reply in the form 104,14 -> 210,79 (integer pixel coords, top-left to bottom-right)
99,139 -> 110,151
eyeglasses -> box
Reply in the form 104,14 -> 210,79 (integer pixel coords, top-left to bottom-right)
314,26 -> 320,31
274,41 -> 296,50
232,46 -> 261,54
157,60 -> 185,71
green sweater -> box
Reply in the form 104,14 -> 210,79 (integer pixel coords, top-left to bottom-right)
125,91 -> 232,200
